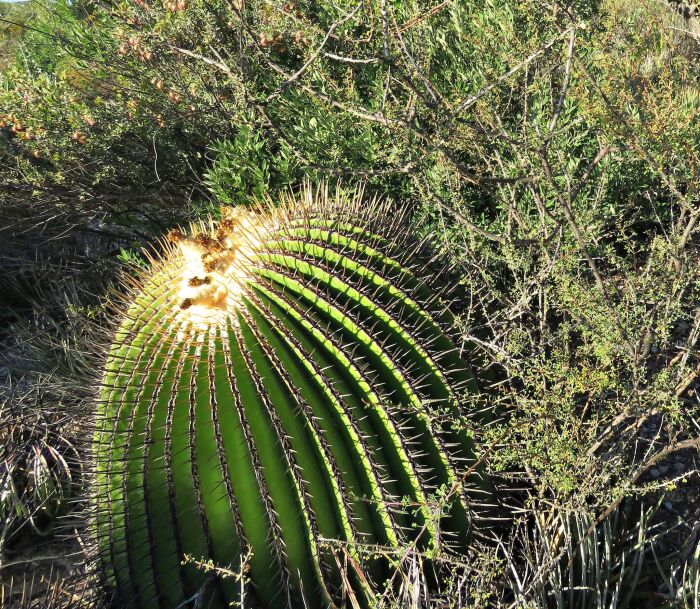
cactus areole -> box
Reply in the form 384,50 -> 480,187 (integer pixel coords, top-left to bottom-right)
94,186 -> 489,609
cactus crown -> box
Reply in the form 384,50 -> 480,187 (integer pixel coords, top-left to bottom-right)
94,184 -> 489,609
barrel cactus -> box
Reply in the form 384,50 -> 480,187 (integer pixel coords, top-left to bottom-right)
93,185 -> 490,609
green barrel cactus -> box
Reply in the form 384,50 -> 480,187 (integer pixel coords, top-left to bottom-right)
94,185 -> 490,609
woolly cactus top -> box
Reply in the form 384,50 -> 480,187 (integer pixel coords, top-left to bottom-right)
168,206 -> 267,327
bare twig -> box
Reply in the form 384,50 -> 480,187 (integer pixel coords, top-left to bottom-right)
546,26 -> 576,138
398,0 -> 454,34
270,2 -> 363,97
453,23 -> 585,116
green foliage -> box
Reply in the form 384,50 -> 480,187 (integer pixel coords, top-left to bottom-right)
0,1 -> 32,69
116,247 -> 148,269
204,125 -> 299,206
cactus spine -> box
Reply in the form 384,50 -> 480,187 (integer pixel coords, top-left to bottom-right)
94,185 -> 489,609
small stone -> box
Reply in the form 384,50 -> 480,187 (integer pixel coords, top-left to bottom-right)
659,465 -> 669,474
651,468 -> 661,478
664,500 -> 673,510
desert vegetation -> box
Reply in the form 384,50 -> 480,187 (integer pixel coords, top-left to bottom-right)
1,0 -> 700,607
